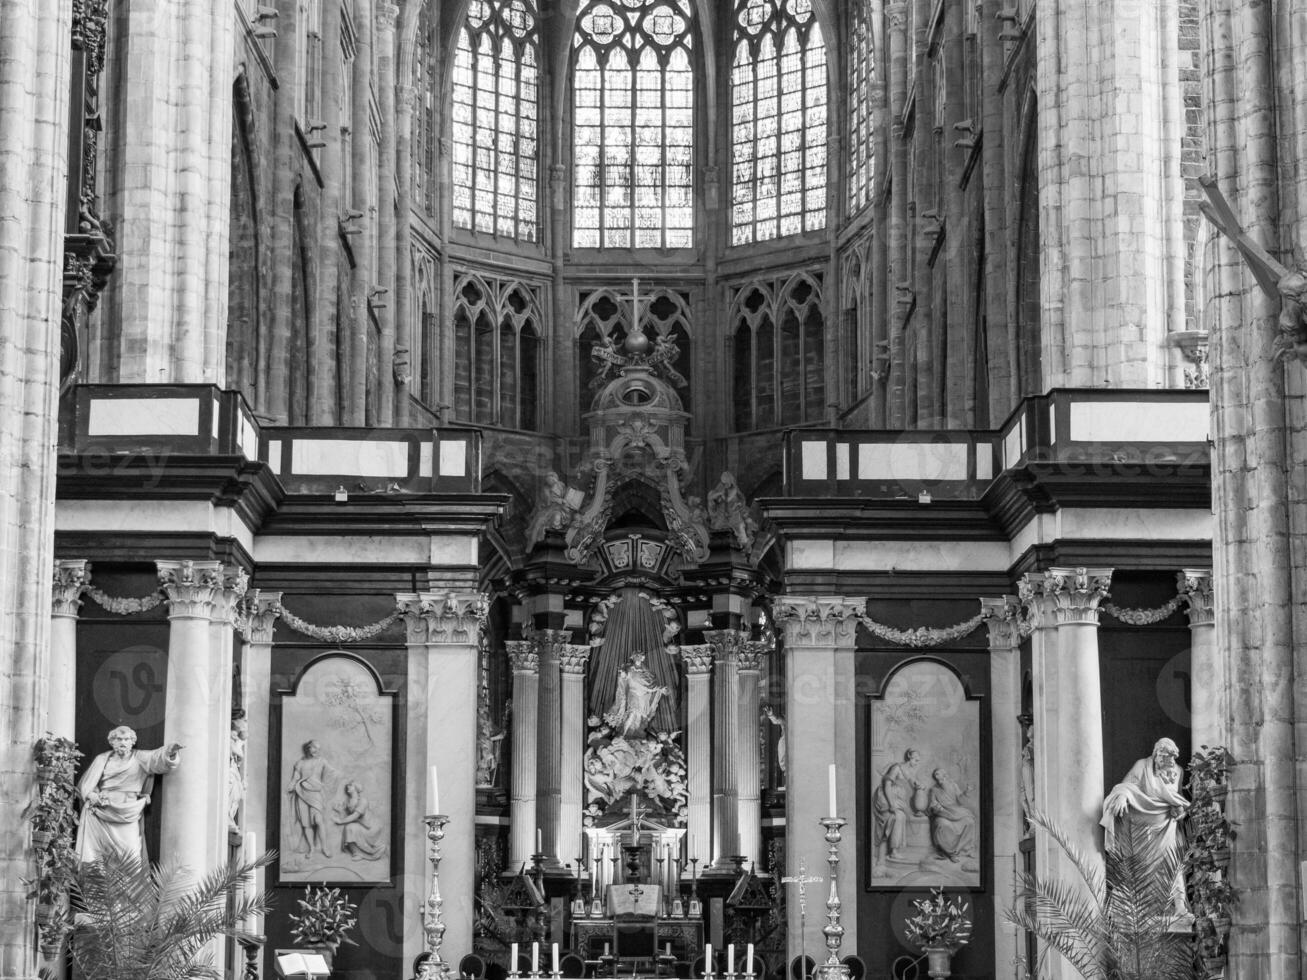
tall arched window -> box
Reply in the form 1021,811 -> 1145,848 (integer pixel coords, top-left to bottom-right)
847,0 -> 874,215
452,0 -> 540,240
572,0 -> 695,249
453,273 -> 544,428
730,271 -> 824,429
730,0 -> 827,246
412,1 -> 436,215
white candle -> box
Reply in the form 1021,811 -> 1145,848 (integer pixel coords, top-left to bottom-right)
705,945 -> 712,973
243,831 -> 259,932
746,945 -> 754,976
552,943 -> 559,975
428,764 -> 440,814
532,942 -> 540,974
727,944 -> 735,975
511,944 -> 519,973
537,827 -> 543,853
827,763 -> 837,817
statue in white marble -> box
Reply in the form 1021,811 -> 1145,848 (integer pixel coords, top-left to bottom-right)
227,715 -> 247,837
76,726 -> 181,863
762,703 -> 786,783
603,652 -> 669,738
707,471 -> 758,550
526,471 -> 582,549
1100,737 -> 1190,913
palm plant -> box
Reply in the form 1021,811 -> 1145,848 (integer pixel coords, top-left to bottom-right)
67,846 -> 273,980
1006,809 -> 1194,980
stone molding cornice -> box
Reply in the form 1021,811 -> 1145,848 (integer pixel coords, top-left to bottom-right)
774,596 -> 866,648
53,559 -> 91,618
398,591 -> 489,646
679,644 -> 715,673
1018,567 -> 1113,628
157,560 -> 224,619
559,644 -> 592,674
1177,568 -> 1214,627
241,590 -> 282,645
507,641 -> 540,674
980,595 -> 1023,650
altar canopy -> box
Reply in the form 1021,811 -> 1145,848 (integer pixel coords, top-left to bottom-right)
589,588 -> 678,732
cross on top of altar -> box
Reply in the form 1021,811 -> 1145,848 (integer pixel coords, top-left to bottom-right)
628,794 -> 650,843
781,860 -> 823,916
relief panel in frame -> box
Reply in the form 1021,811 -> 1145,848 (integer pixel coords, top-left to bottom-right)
280,654 -> 394,884
868,658 -> 981,888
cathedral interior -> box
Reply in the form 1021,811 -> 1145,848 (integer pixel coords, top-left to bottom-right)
2,0 -> 1307,979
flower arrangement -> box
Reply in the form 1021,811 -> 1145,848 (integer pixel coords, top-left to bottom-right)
904,887 -> 973,952
289,884 -> 359,950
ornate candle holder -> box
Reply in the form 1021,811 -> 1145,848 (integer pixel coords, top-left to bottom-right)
418,815 -> 454,980
688,857 -> 702,917
235,933 -> 264,980
816,818 -> 850,980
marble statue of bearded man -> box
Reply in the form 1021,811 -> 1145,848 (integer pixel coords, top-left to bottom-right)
77,725 -> 182,863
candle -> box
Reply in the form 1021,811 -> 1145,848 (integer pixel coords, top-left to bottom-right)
746,945 -> 754,977
537,827 -> 543,854
727,944 -> 735,975
827,763 -> 837,817
243,830 -> 259,932
511,944 -> 519,973
552,943 -> 559,975
603,943 -> 611,957
428,764 -> 440,814
705,945 -> 712,974
532,942 -> 540,974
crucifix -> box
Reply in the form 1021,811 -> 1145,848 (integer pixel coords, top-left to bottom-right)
611,276 -> 653,352
781,860 -> 824,980
628,794 -> 647,843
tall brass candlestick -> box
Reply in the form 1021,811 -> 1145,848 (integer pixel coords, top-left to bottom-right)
817,817 -> 850,980
419,815 -> 454,980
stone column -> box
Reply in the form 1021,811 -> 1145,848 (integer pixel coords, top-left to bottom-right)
507,640 -> 540,870
680,645 -> 714,867
705,629 -> 742,870
559,644 -> 591,874
775,597 -> 864,963
735,641 -> 766,870
50,561 -> 90,739
982,596 -> 1024,980
1018,565 -> 1111,966
399,592 -> 487,969
209,568 -> 247,851
239,592 -> 280,865
1178,570 -> 1220,746
374,1 -> 399,425
157,560 -> 223,876
0,3 -> 72,973
533,628 -> 569,866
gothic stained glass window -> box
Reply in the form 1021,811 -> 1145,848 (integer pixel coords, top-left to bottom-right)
731,0 -> 827,246
730,271 -> 824,429
572,0 -> 695,250
452,0 -> 540,241
847,0 -> 875,215
412,1 -> 436,215
452,272 -> 543,429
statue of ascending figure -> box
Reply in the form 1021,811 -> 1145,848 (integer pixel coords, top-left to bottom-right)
602,652 -> 669,738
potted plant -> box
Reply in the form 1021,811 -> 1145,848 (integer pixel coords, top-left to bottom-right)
904,887 -> 972,978
68,846 -> 272,980
1185,747 -> 1236,976
289,884 -> 359,966
29,734 -> 82,959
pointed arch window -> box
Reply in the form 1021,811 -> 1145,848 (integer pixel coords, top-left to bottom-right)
576,287 -> 692,420
452,0 -> 540,240
572,0 -> 695,249
453,273 -> 544,429
412,1 -> 437,215
847,0 -> 875,215
730,271 -> 825,429
730,0 -> 827,246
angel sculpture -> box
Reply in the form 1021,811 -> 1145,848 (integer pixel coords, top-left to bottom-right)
590,333 -> 626,389
648,332 -> 688,387
525,470 -> 582,549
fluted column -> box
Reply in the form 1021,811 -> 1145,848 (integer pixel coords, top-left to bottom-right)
239,592 -> 280,859
507,641 -> 540,869
775,597 -> 864,963
705,629 -> 742,870
982,596 -> 1024,980
1178,570 -> 1220,746
680,645 -> 714,866
532,628 -> 570,867
50,561 -> 90,739
209,568 -> 247,850
399,591 -> 488,968
157,560 -> 223,876
1019,565 -> 1112,965
559,644 -> 592,874
735,641 -> 766,869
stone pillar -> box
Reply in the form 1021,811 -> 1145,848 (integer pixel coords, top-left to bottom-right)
239,592 -> 280,866
50,561 -> 90,739
775,597 -> 864,962
982,596 -> 1024,980
400,592 -> 487,969
0,3 -> 72,974
559,644 -> 591,873
680,645 -> 714,867
1178,570 -> 1220,746
533,628 -> 569,866
735,641 -> 766,870
1018,566 -> 1111,980
705,629 -> 742,870
374,1 -> 400,425
157,560 -> 223,876
209,567 -> 247,851
507,640 -> 540,870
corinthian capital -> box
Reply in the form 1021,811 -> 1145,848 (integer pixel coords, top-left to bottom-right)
980,596 -> 1023,650
736,640 -> 769,672
560,644 -> 592,674
213,566 -> 251,625
1018,567 -> 1113,628
525,627 -> 573,662
1177,569 -> 1214,627
507,640 -> 539,673
704,628 -> 748,663
374,1 -> 399,34
398,591 -> 489,645
774,597 -> 866,648
678,644 -> 715,674
241,590 -> 282,644
53,559 -> 90,618
157,560 -> 225,618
